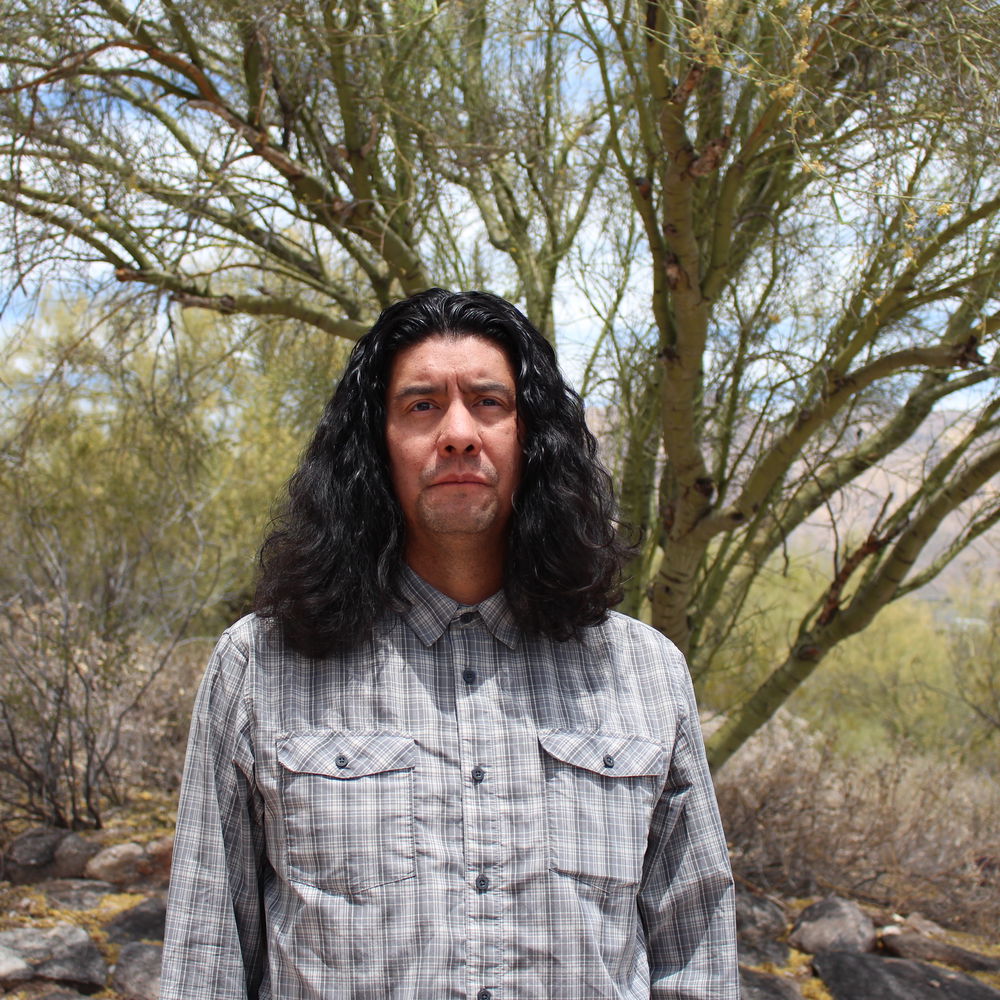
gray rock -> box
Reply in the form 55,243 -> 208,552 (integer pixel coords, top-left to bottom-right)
3,827 -> 69,884
84,841 -> 145,886
0,942 -> 33,988
788,895 -> 875,954
111,942 -> 162,1000
740,965 -> 802,998
52,833 -> 101,879
136,835 -> 173,887
737,888 -> 787,939
0,922 -> 107,990
881,931 -> 1000,973
105,896 -> 167,944
741,936 -> 792,966
813,950 -> 1000,1000
41,878 -> 118,911
737,888 -> 790,965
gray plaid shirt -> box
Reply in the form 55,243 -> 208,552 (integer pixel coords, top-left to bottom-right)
161,570 -> 737,1000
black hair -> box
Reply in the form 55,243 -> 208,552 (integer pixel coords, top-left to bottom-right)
254,287 -> 630,656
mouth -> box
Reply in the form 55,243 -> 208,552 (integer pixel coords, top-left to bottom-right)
430,477 -> 491,487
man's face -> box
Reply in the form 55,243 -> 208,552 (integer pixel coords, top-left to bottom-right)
385,334 -> 522,552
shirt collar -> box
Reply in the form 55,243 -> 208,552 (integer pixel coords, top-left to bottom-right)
396,565 -> 519,650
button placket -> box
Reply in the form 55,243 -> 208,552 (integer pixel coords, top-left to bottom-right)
450,623 -> 503,1000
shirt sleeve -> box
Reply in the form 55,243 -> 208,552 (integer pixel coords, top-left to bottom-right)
637,657 -> 740,1000
160,631 -> 268,1000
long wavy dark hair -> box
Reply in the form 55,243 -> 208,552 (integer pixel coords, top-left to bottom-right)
255,287 -> 630,656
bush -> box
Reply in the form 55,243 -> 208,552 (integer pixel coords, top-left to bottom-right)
715,711 -> 1000,935
0,598 -> 187,831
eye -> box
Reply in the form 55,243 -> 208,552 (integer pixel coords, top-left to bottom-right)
411,400 -> 435,412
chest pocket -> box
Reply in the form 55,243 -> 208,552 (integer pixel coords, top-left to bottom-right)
276,730 -> 416,894
539,730 -> 664,893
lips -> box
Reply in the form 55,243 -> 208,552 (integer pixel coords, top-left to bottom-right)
427,471 -> 495,487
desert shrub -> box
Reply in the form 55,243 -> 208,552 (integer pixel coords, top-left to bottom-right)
715,711 -> 1000,934
0,598 -> 184,830
127,638 -> 214,789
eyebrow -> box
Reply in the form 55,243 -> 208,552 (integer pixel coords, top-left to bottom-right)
392,380 -> 515,403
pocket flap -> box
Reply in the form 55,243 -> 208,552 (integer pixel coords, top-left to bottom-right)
277,730 -> 416,779
538,730 -> 663,777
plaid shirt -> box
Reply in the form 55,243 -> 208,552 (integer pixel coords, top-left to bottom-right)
161,569 -> 738,1000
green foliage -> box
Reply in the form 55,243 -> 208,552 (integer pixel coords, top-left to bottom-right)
0,299 -> 350,824
705,545 -> 1000,775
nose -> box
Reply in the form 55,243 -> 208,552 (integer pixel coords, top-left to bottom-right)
437,400 -> 480,456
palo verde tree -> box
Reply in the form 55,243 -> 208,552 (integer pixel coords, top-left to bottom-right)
574,0 -> 1000,766
1,0 -> 998,768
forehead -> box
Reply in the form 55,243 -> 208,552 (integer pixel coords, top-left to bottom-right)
386,334 -> 516,390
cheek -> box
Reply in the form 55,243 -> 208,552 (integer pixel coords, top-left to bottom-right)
387,438 -> 424,491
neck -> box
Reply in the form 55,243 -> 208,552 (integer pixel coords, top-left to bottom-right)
404,534 -> 505,604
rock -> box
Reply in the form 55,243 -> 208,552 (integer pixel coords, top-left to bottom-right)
741,936 -> 791,966
736,887 -> 790,965
31,991 -> 91,999
881,931 -> 1000,972
136,835 -> 173,886
813,950 -> 1000,1000
84,841 -> 145,886
105,896 -> 167,944
52,833 -> 101,879
740,965 -> 802,998
0,922 -> 107,991
41,878 -> 118,911
112,941 -> 162,1000
902,911 -> 948,938
3,827 -> 69,884
788,895 -> 875,954
0,942 -> 33,988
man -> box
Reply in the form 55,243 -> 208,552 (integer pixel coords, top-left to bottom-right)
160,288 -> 738,1000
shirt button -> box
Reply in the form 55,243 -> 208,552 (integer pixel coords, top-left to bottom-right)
603,753 -> 615,769
474,873 -> 490,892
462,668 -> 477,684
335,754 -> 349,768
477,991 -> 492,1000
471,766 -> 485,783
459,611 -> 477,624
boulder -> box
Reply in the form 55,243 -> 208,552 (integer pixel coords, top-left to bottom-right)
788,896 -> 875,954
84,841 -> 146,886
136,835 -> 173,886
41,878 -> 118,911
736,887 -> 790,965
2,827 -> 69,884
740,965 -> 802,998
51,833 -> 101,879
112,941 -> 162,1000
0,922 -> 107,991
105,896 -> 167,944
813,950 -> 1000,1000
881,930 -> 1000,973
0,942 -> 33,989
